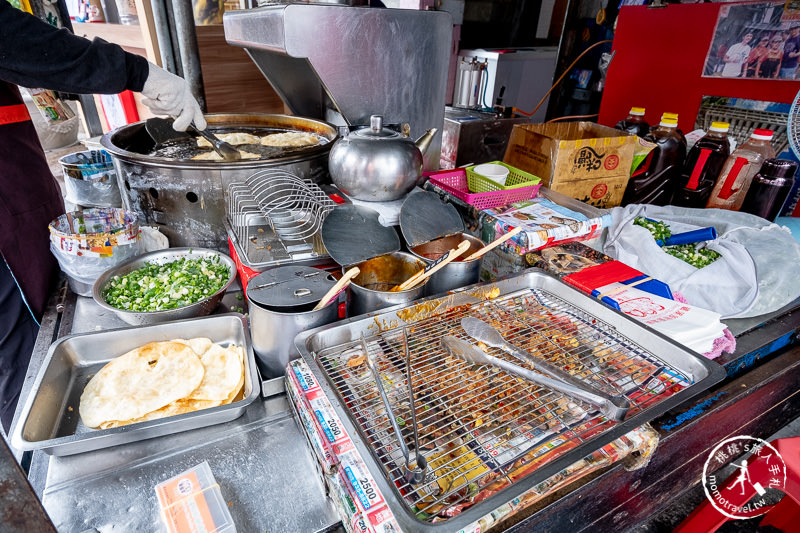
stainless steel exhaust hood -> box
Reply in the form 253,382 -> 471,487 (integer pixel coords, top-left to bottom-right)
223,3 -> 452,170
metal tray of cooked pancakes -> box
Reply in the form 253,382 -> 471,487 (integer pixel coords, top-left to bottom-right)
294,269 -> 726,531
11,314 -> 260,456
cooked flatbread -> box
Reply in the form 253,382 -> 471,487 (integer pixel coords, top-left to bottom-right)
260,131 -> 320,147
79,341 -> 205,429
171,338 -> 243,402
224,345 -> 246,403
174,337 -> 214,357
191,150 -> 261,161
187,343 -> 243,401
195,132 -> 261,147
98,398 -> 225,429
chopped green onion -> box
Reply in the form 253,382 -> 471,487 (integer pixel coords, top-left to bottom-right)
633,216 -> 720,268
103,256 -> 230,312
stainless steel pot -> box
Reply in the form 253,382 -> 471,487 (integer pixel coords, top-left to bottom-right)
410,233 -> 484,297
101,114 -> 338,251
247,266 -> 340,378
347,251 -> 427,316
249,300 -> 339,378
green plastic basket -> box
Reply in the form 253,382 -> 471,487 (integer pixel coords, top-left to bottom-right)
465,161 -> 540,193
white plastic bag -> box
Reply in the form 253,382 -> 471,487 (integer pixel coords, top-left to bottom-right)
602,205 -> 800,318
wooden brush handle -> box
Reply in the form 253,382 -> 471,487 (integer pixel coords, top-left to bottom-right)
392,240 -> 471,292
313,267 -> 360,310
462,226 -> 523,262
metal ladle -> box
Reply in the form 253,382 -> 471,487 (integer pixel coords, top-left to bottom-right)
360,332 -> 427,485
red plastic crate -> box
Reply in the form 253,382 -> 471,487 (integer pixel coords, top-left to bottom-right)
426,168 -> 541,210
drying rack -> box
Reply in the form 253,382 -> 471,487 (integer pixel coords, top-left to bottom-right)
226,169 -> 335,270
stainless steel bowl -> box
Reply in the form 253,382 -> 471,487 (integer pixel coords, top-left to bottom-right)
92,247 -> 237,325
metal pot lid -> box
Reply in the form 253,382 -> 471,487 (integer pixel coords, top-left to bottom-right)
247,265 -> 336,308
399,190 -> 464,248
321,204 -> 400,266
352,115 -> 402,139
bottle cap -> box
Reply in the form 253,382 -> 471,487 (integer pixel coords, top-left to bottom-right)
709,121 -> 730,132
751,128 -> 774,140
659,118 -> 678,128
629,107 -> 646,116
759,158 -> 798,180
661,112 -> 678,120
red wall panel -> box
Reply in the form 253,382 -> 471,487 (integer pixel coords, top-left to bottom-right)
598,3 -> 800,132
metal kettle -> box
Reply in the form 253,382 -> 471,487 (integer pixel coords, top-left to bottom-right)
328,115 -> 437,202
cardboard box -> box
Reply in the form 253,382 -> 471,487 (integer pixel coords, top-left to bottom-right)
503,122 -> 636,208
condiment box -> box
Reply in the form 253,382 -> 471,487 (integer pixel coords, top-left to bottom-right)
503,122 -> 636,208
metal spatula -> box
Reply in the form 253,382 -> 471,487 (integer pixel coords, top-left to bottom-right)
145,117 -> 192,147
189,124 -> 242,161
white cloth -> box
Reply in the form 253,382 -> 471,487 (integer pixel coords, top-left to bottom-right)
721,43 -> 751,77
140,62 -> 206,131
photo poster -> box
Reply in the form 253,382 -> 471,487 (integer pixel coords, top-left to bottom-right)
703,1 -> 800,80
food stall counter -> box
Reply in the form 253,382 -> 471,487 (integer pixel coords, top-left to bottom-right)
15,285 -> 342,533
12,271 -> 800,532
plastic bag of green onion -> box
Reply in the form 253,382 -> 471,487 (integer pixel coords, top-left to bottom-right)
103,256 -> 230,312
633,217 -> 720,269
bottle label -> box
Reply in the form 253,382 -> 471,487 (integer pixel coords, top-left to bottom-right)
717,157 -> 749,200
686,148 -> 712,190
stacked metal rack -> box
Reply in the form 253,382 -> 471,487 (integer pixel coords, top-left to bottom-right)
226,169 -> 335,270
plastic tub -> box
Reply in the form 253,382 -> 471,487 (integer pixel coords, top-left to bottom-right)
49,208 -> 141,297
59,150 -> 121,208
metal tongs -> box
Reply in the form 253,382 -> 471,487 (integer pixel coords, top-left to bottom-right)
444,318 -> 631,421
189,124 -> 242,161
360,331 -> 427,484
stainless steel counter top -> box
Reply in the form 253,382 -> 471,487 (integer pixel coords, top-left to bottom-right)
14,285 -> 341,532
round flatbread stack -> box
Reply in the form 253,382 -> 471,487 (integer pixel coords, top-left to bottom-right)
79,338 -> 245,429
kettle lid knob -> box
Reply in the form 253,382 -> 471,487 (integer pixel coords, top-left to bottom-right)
370,115 -> 383,132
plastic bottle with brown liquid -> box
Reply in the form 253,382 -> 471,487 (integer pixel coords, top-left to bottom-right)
615,107 -> 650,137
740,159 -> 799,221
621,118 -> 686,206
673,122 -> 731,208
656,112 -> 687,146
706,129 -> 776,210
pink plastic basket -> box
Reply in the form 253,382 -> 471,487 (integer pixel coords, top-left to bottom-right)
426,168 -> 541,210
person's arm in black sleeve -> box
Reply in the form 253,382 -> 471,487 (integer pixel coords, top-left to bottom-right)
0,0 -> 204,130
0,0 -> 148,94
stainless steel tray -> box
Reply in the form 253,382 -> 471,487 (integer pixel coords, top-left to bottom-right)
294,269 -> 726,531
11,314 -> 259,456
